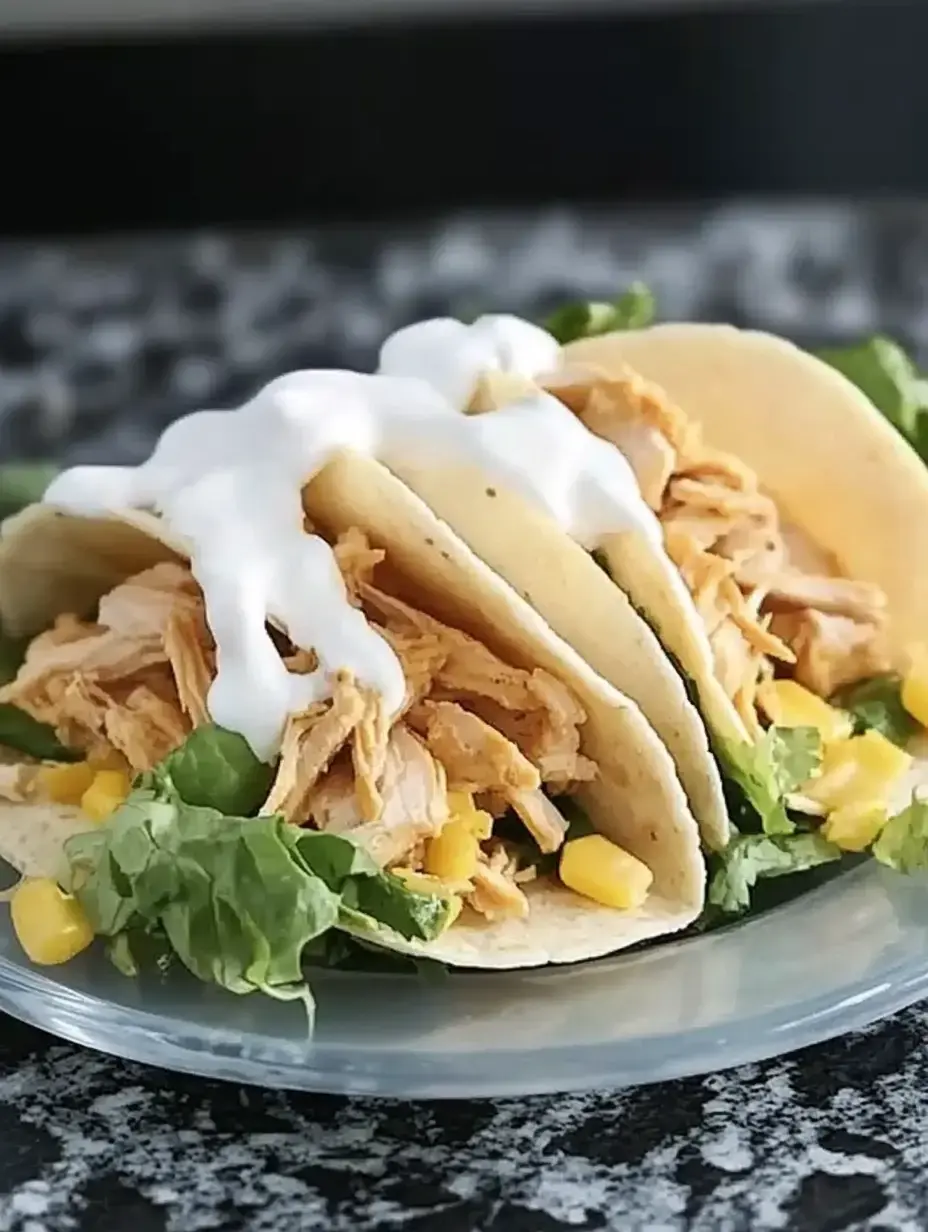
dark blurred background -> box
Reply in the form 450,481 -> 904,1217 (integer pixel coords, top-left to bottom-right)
0,0 -> 925,235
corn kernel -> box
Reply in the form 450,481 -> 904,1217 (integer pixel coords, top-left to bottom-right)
392,868 -> 451,896
443,895 -> 464,928
559,833 -> 653,910
80,769 -> 132,823
38,762 -> 96,806
11,878 -> 94,965
822,801 -> 888,852
805,730 -> 912,812
757,679 -> 853,745
425,820 -> 480,882
446,790 -> 493,840
902,649 -> 928,729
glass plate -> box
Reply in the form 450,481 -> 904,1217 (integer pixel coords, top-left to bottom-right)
2,860 -> 928,1097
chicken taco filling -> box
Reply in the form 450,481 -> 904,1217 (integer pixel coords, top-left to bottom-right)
0,492 -> 701,1005
376,302 -> 928,907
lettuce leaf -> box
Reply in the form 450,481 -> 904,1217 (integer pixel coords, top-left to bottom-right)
0,703 -> 79,762
0,463 -> 59,521
873,797 -> 928,873
831,674 -> 919,747
543,283 -> 655,345
719,726 -> 822,837
817,336 -> 928,460
65,784 -> 454,1014
0,632 -> 78,761
709,831 -> 842,914
138,724 -> 274,817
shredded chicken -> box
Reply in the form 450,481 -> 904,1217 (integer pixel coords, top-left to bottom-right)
315,725 -> 450,866
468,859 -> 530,921
0,762 -> 39,803
104,684 -> 191,771
264,672 -> 368,821
334,527 -> 386,605
5,524 -> 598,926
507,787 -> 568,854
408,700 -> 541,796
551,366 -> 890,712
351,688 -> 391,823
163,604 -> 215,727
769,609 -> 891,698
360,582 -> 592,784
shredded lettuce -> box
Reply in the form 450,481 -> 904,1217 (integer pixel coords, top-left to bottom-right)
709,831 -> 842,914
831,674 -> 919,748
0,632 -> 76,761
0,704 -> 78,763
873,797 -> 928,873
137,723 -> 274,817
0,462 -> 59,522
64,737 -> 454,1014
543,282 -> 655,345
718,726 -> 822,837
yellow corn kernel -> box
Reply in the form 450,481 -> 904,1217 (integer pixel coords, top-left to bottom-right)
902,649 -> 928,729
38,762 -> 96,806
822,801 -> 888,852
80,769 -> 132,823
425,820 -> 480,882
446,791 -> 493,840
392,868 -> 453,896
757,679 -> 853,745
443,895 -> 464,929
446,791 -> 475,815
805,730 -> 912,812
559,833 -> 653,910
11,878 -> 94,965
463,810 -> 493,840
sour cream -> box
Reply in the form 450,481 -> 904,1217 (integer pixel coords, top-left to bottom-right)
378,314 -> 561,408
46,356 -> 654,759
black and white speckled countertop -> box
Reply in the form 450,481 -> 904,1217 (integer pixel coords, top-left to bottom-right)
3,203 -> 928,1231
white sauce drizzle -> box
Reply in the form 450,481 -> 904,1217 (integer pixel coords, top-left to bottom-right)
378,314 -> 561,408
45,326 -> 655,760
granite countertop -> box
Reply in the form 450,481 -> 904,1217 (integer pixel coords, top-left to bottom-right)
2,202 -> 928,1231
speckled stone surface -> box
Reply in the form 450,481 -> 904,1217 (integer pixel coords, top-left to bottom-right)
2,202 -> 928,1231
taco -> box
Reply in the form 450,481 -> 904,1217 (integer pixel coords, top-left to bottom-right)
375,314 -> 928,895
0,435 -> 704,1002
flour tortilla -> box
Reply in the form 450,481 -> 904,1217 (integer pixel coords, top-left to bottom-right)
371,431 -> 730,849
0,452 -> 705,968
552,324 -> 928,760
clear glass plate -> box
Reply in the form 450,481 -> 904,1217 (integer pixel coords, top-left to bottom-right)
1,860 -> 927,1097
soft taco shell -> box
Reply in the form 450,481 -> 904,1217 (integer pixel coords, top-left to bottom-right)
372,437 -> 730,848
0,452 -> 705,969
563,323 -> 928,664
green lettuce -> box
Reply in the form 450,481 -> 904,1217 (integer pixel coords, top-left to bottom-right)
0,704 -> 78,762
543,282 -> 655,345
817,336 -> 928,461
137,723 -> 274,817
66,784 -> 453,1015
718,726 -> 822,837
0,632 -> 76,761
831,674 -> 919,748
873,797 -> 928,873
709,831 -> 842,914
0,463 -> 59,521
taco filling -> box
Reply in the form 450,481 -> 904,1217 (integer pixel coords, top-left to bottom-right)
0,433 -> 703,1003
376,309 -> 928,902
